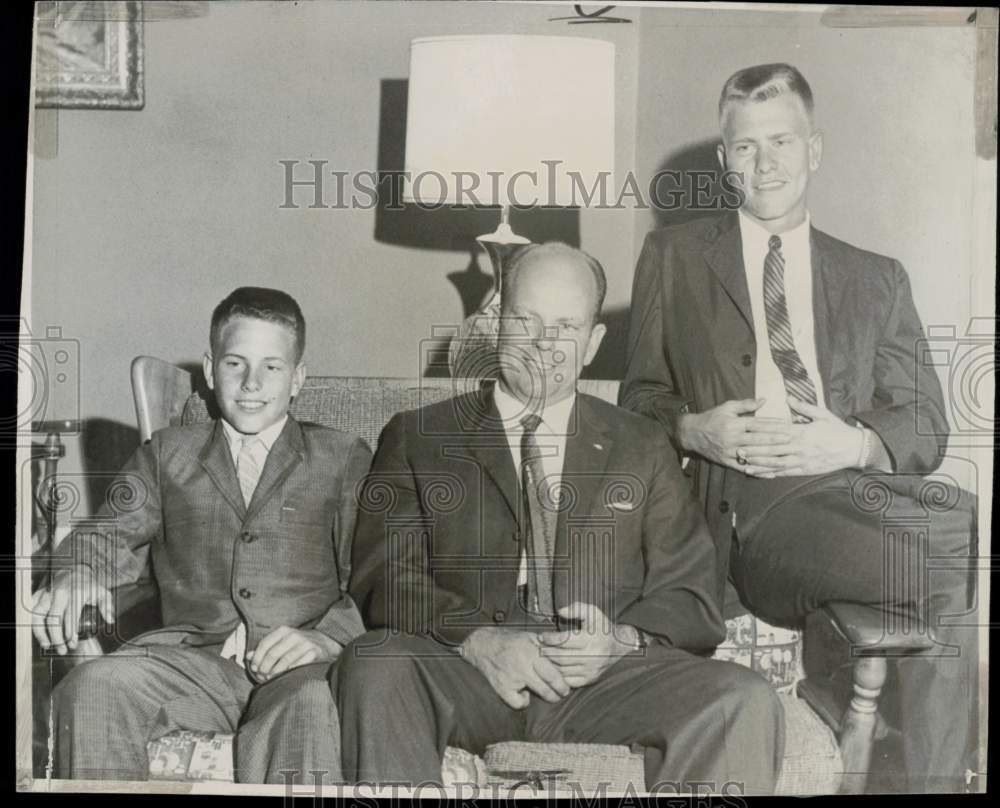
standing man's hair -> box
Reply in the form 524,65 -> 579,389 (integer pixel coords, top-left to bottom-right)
503,242 -> 608,323
718,63 -> 815,124
210,287 -> 306,361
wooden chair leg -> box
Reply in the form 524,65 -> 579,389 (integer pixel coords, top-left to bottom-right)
837,656 -> 888,794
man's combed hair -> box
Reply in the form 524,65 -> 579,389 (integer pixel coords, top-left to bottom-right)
504,242 -> 608,322
210,287 -> 306,361
718,63 -> 814,123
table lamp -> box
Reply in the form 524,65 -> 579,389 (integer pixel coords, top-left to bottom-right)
402,35 -> 615,377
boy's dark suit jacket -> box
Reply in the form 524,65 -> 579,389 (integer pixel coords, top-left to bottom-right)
349,387 -> 725,652
620,212 -> 950,602
72,416 -> 370,650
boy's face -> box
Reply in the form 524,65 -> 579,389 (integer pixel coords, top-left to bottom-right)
203,315 -> 305,435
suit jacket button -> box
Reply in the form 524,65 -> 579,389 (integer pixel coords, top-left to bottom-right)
741,353 -> 753,367
719,500 -> 730,514
239,588 -> 253,599
493,609 -> 506,624
241,531 -> 255,543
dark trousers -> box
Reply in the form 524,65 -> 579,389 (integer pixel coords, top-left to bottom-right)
52,644 -> 340,784
336,630 -> 785,795
731,471 -> 978,793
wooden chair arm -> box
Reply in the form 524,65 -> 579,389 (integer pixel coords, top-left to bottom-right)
78,579 -> 162,650
823,601 -> 936,654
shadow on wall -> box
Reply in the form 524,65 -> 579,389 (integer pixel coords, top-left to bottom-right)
651,137 -> 737,230
78,418 -> 140,513
78,360 -> 211,512
583,305 -> 630,382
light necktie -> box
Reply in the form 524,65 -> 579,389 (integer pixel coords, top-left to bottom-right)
763,234 -> 818,422
520,413 -> 556,620
237,435 -> 264,506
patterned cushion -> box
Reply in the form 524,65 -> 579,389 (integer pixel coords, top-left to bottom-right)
713,614 -> 804,693
148,730 -> 233,782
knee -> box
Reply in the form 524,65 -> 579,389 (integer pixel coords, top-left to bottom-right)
53,656 -> 145,716
716,664 -> 783,723
287,675 -> 337,715
336,630 -> 432,699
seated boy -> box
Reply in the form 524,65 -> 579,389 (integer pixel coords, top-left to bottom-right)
31,287 -> 371,783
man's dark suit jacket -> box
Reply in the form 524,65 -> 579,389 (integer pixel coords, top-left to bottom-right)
349,387 -> 725,652
72,416 -> 370,650
620,212 -> 949,603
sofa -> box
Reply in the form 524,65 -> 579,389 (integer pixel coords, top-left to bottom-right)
49,358 -> 931,795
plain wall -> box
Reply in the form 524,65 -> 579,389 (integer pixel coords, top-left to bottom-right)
28,2 -> 990,509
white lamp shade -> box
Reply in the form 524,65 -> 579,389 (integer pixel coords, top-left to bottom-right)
402,35 -> 615,208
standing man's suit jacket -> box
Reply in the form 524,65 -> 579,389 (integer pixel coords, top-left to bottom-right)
620,212 -> 949,602
349,387 -> 726,653
72,416 -> 370,650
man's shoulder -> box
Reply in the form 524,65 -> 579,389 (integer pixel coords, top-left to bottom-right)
644,214 -> 730,251
386,389 -> 490,432
150,421 -> 214,449
812,226 -> 900,270
578,393 -> 669,447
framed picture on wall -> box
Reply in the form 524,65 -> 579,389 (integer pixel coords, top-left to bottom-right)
34,0 -> 144,109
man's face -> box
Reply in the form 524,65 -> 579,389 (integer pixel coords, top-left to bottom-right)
498,254 -> 606,411
203,315 -> 305,435
717,93 -> 822,233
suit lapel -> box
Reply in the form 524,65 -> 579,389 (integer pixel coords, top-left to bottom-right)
461,387 -> 522,524
702,213 -> 755,332
198,421 -> 247,520
245,417 -> 305,521
810,227 -> 850,398
556,396 -> 613,558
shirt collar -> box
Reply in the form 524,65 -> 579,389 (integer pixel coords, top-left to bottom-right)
494,382 -> 576,436
221,414 -> 288,454
738,209 -> 811,256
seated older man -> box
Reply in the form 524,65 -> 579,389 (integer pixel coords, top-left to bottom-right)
336,242 -> 785,796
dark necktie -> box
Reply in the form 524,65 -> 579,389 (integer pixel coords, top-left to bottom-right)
520,413 -> 556,619
763,235 -> 818,421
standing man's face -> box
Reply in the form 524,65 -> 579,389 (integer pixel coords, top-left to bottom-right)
717,93 -> 822,234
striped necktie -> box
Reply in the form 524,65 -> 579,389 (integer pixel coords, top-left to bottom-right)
237,436 -> 264,506
763,234 -> 817,422
520,413 -> 556,620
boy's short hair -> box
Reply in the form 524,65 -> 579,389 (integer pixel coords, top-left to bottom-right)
718,63 -> 815,126
210,287 -> 306,362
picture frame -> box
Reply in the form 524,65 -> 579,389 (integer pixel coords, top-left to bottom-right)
34,1 -> 144,110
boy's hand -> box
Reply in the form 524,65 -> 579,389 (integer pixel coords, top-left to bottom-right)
31,564 -> 115,655
247,626 -> 342,683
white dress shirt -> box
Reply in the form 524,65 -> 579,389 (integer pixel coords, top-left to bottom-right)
739,210 -> 825,421
493,383 -> 575,587
218,415 -> 288,667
